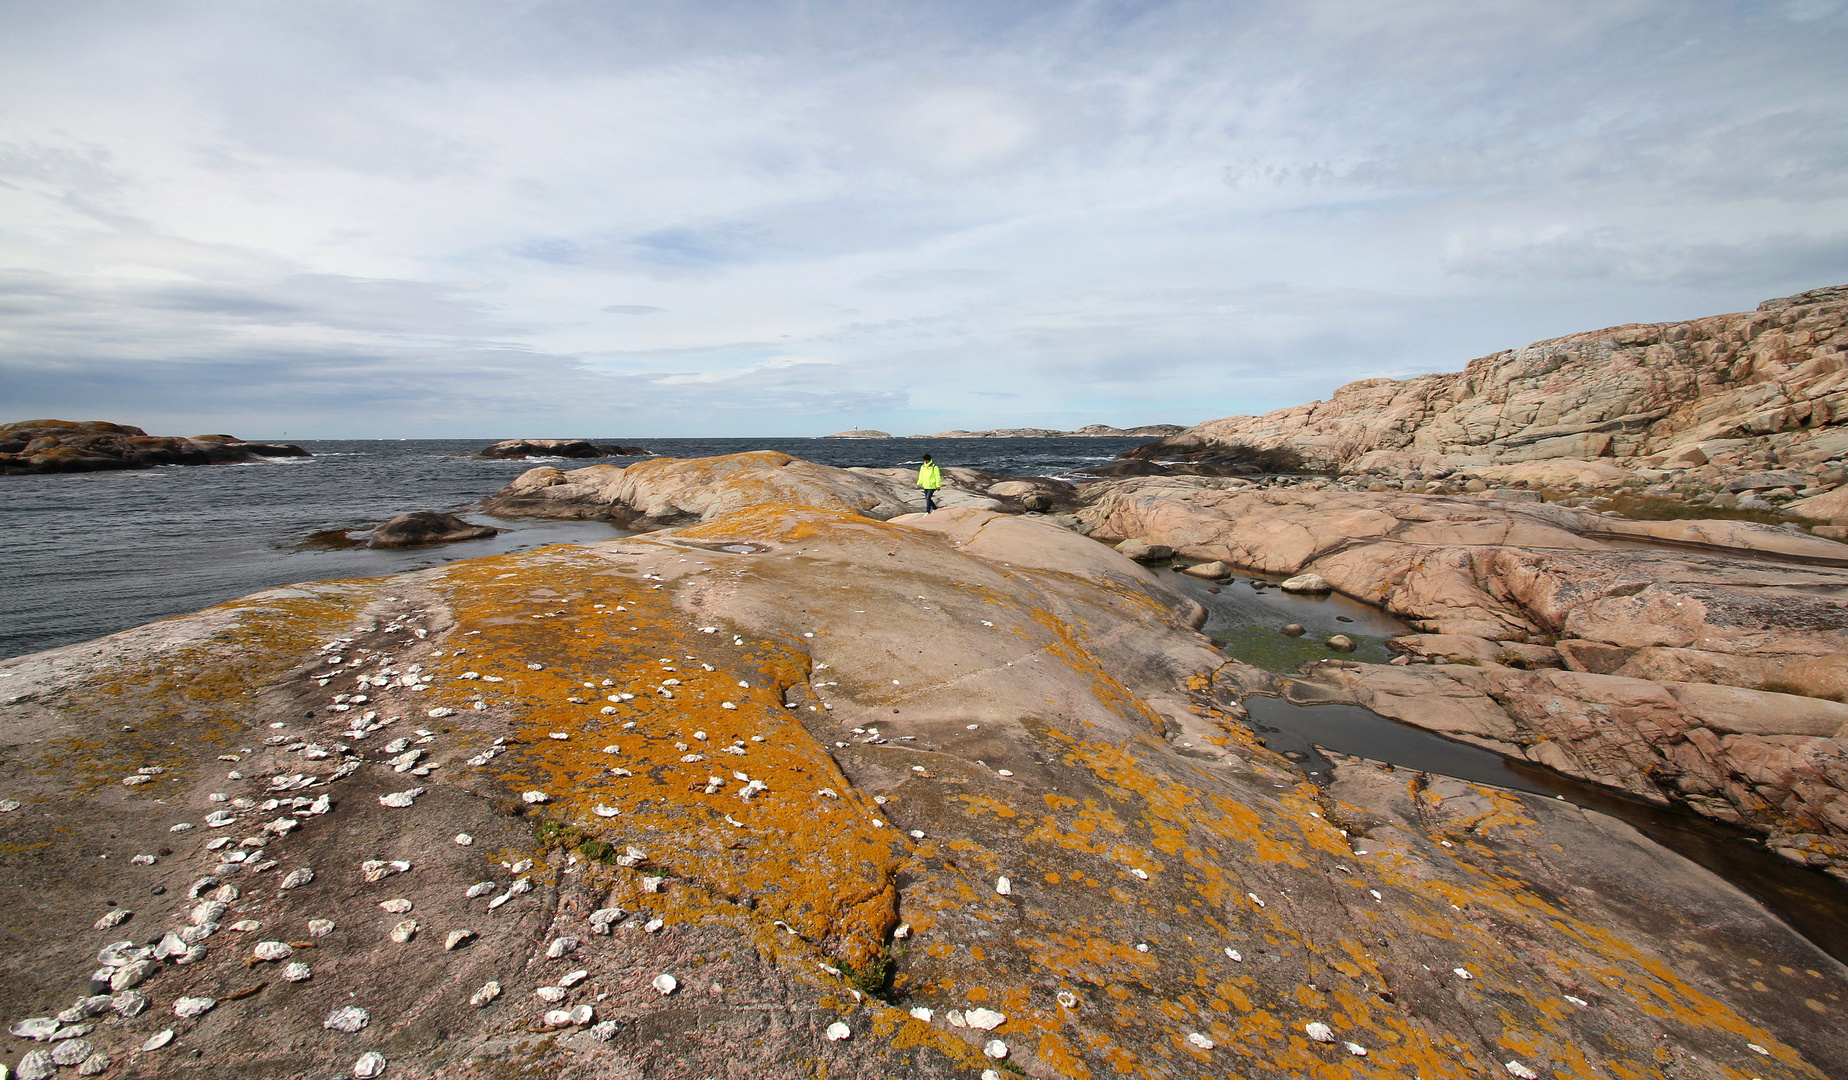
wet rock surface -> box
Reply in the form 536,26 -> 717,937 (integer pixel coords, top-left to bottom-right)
0,420 -> 309,475
365,512 -> 501,550
2,495 -> 1846,1078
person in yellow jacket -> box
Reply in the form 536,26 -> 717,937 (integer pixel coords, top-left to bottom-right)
916,453 -> 942,513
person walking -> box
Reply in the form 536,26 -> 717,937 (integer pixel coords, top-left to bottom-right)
916,453 -> 942,513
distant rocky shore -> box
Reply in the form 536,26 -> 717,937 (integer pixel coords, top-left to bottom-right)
821,423 -> 1186,439
0,419 -> 309,474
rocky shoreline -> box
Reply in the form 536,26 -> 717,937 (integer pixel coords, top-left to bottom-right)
0,420 -> 309,475
4,286 -> 1848,1077
4,479 -> 1845,1078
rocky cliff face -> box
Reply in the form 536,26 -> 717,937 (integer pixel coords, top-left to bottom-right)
1135,285 -> 1848,480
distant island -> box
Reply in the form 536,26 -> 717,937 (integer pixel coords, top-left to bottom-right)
821,423 -> 1186,439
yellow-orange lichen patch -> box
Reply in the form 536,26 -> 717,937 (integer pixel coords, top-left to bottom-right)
423,544 -> 905,967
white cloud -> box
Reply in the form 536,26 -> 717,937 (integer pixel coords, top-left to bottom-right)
0,0 -> 1845,436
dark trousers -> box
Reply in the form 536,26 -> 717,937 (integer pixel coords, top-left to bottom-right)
923,487 -> 938,512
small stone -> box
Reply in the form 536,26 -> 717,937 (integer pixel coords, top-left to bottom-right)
546,936 -> 579,959
454,833 -> 473,846
353,1051 -> 387,1078
589,1020 -> 618,1040
542,1008 -> 573,1027
825,1021 -> 851,1041
652,973 -> 678,995
173,996 -> 217,1019
909,1006 -> 933,1022
76,1051 -> 112,1076
308,918 -> 336,937
280,868 -> 314,890
521,791 -> 550,804
51,1039 -> 93,1067
1186,1032 -> 1214,1050
1304,1021 -> 1335,1043
283,962 -> 312,982
229,919 -> 261,932
994,876 -> 1011,895
965,1008 -> 1005,1031
466,881 -> 496,898
570,1004 -> 594,1025
379,789 -> 424,808
1453,967 -> 1473,980
535,986 -> 567,1003
389,919 -> 418,943
445,930 -> 476,951
111,990 -> 149,1017
1325,634 -> 1356,652
1505,1063 -> 1539,1080
1344,1042 -> 1368,1056
983,1039 -> 1008,1060
1129,867 -> 1149,880
1279,623 -> 1306,637
379,899 -> 413,914
470,981 -> 502,1007
324,1005 -> 370,1033
142,1029 -> 175,1051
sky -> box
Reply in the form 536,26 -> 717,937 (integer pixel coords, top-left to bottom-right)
2,0 -> 1846,439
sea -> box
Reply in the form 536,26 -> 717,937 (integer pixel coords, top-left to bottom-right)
0,436 -> 1149,660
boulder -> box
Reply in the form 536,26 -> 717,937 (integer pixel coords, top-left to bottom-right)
1279,572 -> 1331,593
365,512 -> 499,549
1114,539 -> 1173,562
1178,560 -> 1231,579
1324,634 -> 1356,651
1790,484 -> 1848,521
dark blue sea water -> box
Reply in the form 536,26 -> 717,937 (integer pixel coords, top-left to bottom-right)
0,437 -> 1148,660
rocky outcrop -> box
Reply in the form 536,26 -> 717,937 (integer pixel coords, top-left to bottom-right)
1081,480 -> 1848,698
819,429 -> 893,439
1127,285 -> 1848,494
3,499 -> 1844,1077
481,451 -> 1012,526
476,439 -> 649,459
0,419 -> 309,474
365,511 -> 500,549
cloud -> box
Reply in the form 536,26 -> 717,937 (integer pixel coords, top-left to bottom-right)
0,0 -> 1845,436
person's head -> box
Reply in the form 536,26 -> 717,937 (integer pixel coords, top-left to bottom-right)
922,454 -> 933,462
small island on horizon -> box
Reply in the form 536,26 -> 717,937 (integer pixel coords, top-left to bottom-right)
821,423 -> 1188,439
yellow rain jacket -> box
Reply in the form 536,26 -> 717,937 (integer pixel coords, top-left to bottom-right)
917,461 -> 942,490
